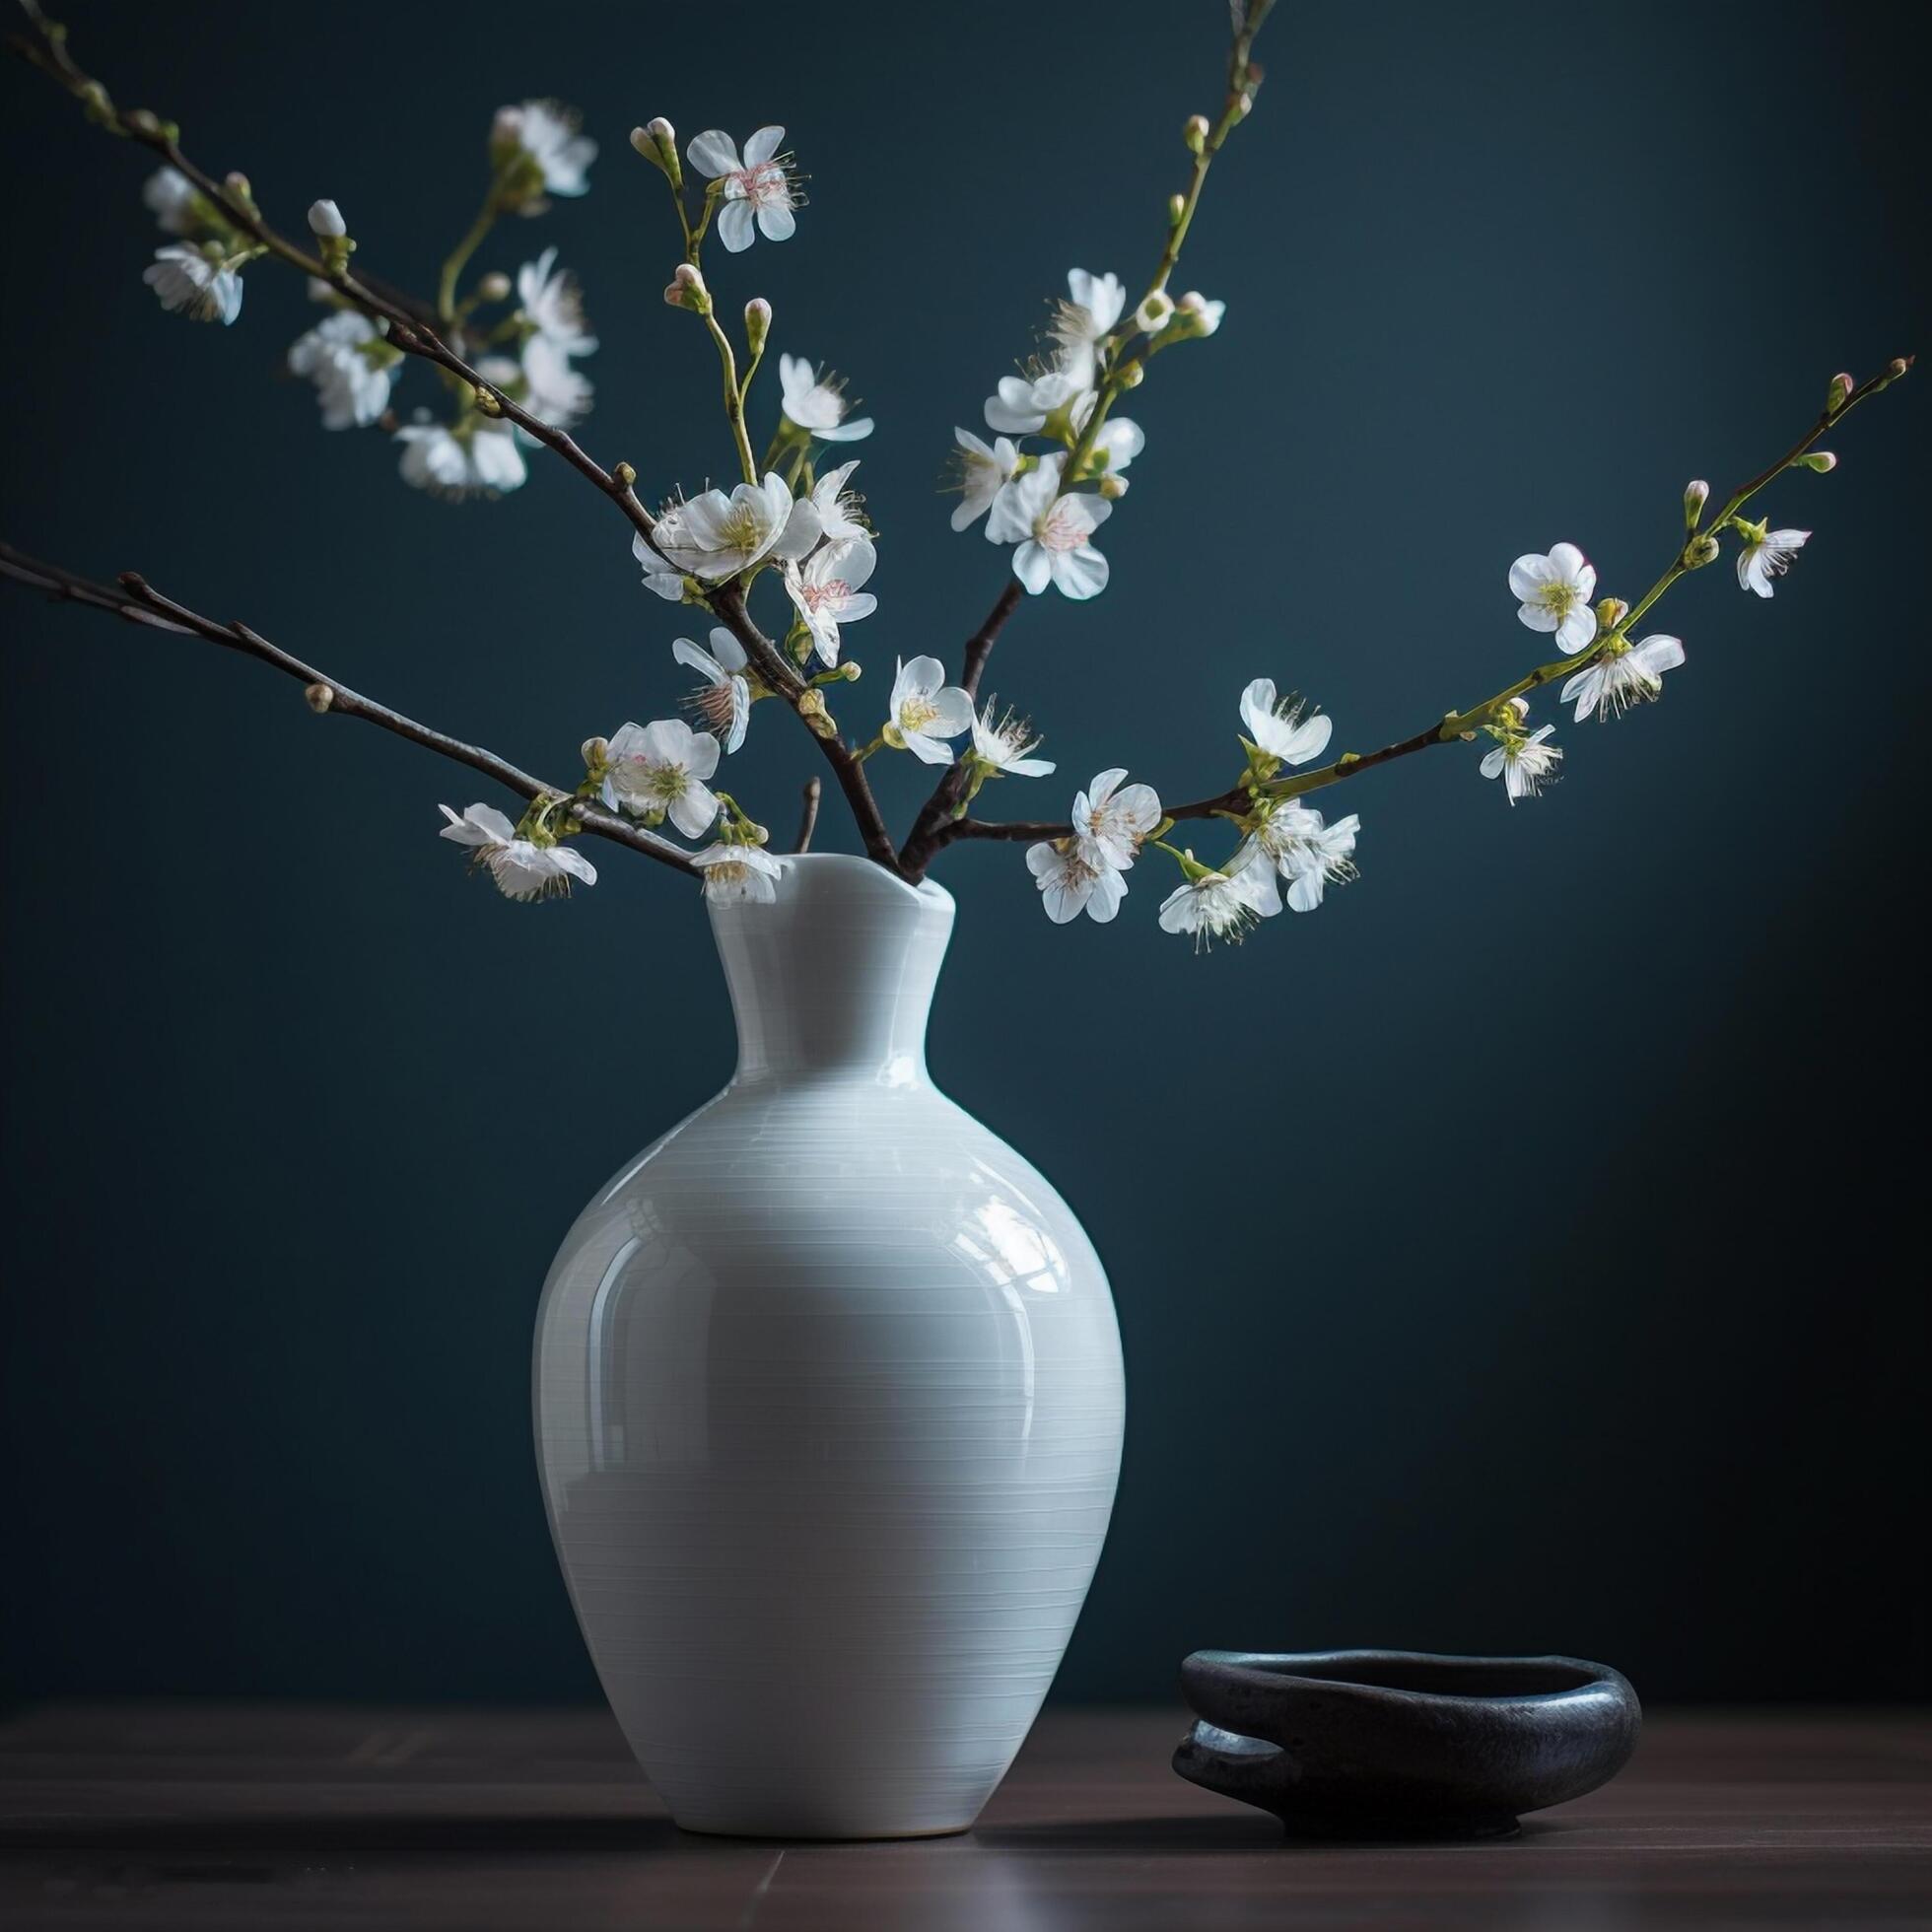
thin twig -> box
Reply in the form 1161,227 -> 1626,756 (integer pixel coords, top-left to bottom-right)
0,543 -> 697,875
793,777 -> 821,854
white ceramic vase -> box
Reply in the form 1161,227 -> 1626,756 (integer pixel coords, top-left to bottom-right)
532,854 -> 1126,1838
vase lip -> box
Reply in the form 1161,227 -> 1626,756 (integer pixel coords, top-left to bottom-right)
763,851 -> 954,914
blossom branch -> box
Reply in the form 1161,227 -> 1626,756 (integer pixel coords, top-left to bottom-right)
7,7 -> 664,559
922,359 -> 1912,861
0,542 -> 697,875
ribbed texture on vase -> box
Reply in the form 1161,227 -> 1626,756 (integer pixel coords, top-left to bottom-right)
532,857 -> 1125,1837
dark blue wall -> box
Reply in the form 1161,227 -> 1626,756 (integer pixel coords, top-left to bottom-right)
2,0 -> 1924,1708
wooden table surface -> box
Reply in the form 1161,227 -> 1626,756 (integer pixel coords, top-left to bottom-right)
2,1703 -> 1927,1929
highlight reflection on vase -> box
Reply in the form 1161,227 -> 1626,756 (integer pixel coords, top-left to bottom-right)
534,855 -> 1126,1838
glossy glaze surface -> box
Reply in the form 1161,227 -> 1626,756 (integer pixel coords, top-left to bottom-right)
533,856 -> 1125,1837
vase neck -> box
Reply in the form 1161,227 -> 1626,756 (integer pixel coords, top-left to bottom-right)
708,855 -> 956,1084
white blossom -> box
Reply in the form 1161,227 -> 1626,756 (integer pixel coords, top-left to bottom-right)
1073,768 -> 1161,870
143,244 -> 242,325
882,656 -> 973,765
984,368 -> 1087,437
685,126 -> 798,252
493,101 -> 595,206
1736,521 -> 1811,597
693,842 -> 785,903
988,456 -> 1111,599
785,535 -> 877,666
142,167 -> 198,236
1027,840 -> 1128,924
651,473 -> 821,581
307,198 -> 346,238
438,802 -> 596,902
603,718 -> 722,838
394,418 -> 526,498
1156,856 -> 1276,948
288,310 -> 392,429
1560,634 -> 1685,723
1051,268 -> 1127,385
1509,542 -> 1598,654
516,247 -> 597,357
672,627 -> 753,754
521,335 -> 593,427
808,459 -> 869,542
1279,815 -> 1360,912
1239,798 -> 1324,881
634,527 -> 689,600
1239,678 -> 1333,766
779,354 -> 872,443
1481,723 -> 1563,802
950,429 -> 1020,532
969,703 -> 1055,778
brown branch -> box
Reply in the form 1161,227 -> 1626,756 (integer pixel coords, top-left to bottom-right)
707,582 -> 904,874
895,579 -> 1025,878
793,777 -> 822,854
0,543 -> 697,875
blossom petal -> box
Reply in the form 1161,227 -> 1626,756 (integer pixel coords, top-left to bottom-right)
686,130 -> 741,177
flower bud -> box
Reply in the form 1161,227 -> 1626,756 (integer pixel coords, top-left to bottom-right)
581,735 -> 610,774
304,681 -> 334,714
631,117 -> 683,186
1887,356 -> 1911,380
1118,359 -> 1145,389
1166,193 -> 1185,225
224,170 -> 252,202
797,688 -> 837,737
477,270 -> 513,303
743,296 -> 772,357
1176,290 -> 1224,336
1826,371 -> 1853,412
473,384 -> 503,416
612,460 -> 637,488
1684,533 -> 1720,569
1504,695 -> 1531,722
1135,291 -> 1174,333
1595,595 -> 1627,630
1797,449 -> 1837,473
1099,474 -> 1129,500
307,198 -> 346,238
839,660 -> 862,680
664,261 -> 709,311
1683,478 -> 1708,528
1183,113 -> 1209,154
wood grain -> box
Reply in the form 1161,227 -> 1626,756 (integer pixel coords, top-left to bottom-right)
2,1704 -> 1928,1928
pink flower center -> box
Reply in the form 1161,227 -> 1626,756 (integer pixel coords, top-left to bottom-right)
1038,505 -> 1085,553
799,579 -> 848,611
732,162 -> 791,210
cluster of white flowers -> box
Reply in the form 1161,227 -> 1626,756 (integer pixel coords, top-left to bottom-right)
138,108 -> 600,505
951,266 -> 1221,601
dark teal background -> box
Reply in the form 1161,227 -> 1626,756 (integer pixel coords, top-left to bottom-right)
2,1 -> 1924,1709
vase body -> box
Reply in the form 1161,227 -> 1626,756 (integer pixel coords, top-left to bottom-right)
533,854 -> 1125,1837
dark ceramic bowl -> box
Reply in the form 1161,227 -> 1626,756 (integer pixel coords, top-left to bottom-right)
1173,1648 -> 1640,1840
